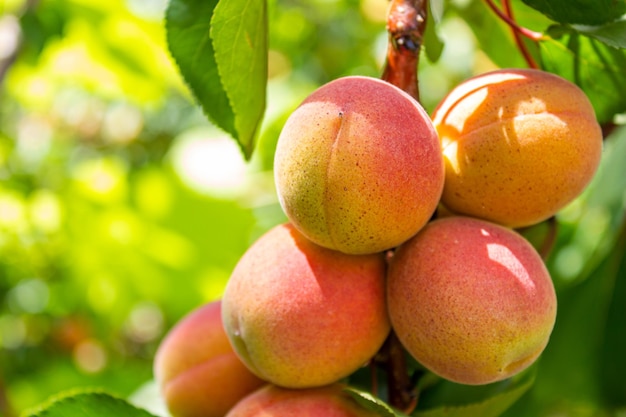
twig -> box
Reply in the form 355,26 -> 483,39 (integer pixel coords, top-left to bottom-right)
381,0 -> 428,100
483,0 -> 544,42
501,0 -> 539,69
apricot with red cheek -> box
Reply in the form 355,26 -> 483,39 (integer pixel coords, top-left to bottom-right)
274,76 -> 444,255
226,384 -> 384,417
387,216 -> 557,385
154,301 -> 266,417
222,223 -> 390,388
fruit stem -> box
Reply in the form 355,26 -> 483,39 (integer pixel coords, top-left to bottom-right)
379,0 -> 427,411
384,332 -> 418,413
538,216 -> 558,260
381,0 -> 428,100
483,0 -> 544,42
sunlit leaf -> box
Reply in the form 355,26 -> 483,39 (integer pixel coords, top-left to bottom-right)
23,390 -> 158,417
211,0 -> 268,158
166,0 -> 268,159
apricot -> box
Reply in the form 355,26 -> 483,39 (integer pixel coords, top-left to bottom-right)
153,300 -> 266,417
221,223 -> 390,388
226,384 -> 383,417
274,76 -> 444,255
432,68 -> 602,228
387,216 -> 557,385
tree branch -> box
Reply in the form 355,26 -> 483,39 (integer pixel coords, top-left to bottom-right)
378,2 -> 429,412
381,0 -> 427,100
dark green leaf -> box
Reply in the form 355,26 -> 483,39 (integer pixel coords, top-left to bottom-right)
210,0 -> 268,159
415,369 -> 535,417
540,29 -> 626,123
22,390 -> 158,417
522,0 -> 626,26
572,20 -> 626,49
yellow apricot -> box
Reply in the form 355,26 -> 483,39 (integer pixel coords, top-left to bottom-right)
274,76 -> 444,255
432,68 -> 602,228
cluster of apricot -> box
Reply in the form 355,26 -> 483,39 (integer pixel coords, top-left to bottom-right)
153,69 -> 603,417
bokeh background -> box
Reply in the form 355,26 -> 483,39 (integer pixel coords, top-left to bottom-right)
1,0 -> 624,416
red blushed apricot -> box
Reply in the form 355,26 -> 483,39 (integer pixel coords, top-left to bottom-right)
432,68 -> 602,228
387,216 -> 557,385
154,301 -> 266,417
274,76 -> 444,255
226,384 -> 383,417
221,223 -> 390,389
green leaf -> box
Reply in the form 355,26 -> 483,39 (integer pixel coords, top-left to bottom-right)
166,0 -> 268,159
415,370 -> 535,417
424,1 -> 444,63
572,19 -> 626,49
22,390 -> 158,417
547,126 -> 626,286
522,0 -> 626,26
211,0 -> 268,158
344,387 -> 409,417
502,228 -> 626,415
540,28 -> 626,123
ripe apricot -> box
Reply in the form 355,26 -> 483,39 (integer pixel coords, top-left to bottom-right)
274,76 -> 444,255
221,223 -> 390,388
153,301 -> 266,417
387,216 -> 557,385
432,68 -> 602,228
226,384 -> 383,417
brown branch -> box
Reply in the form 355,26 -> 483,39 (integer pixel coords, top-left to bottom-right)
381,0 -> 427,100
379,0 -> 429,411
501,0 -> 539,69
483,0 -> 544,42
538,216 -> 558,261
0,378 -> 17,417
384,332 -> 417,413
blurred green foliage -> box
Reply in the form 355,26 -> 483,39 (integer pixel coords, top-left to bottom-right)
0,0 -> 624,416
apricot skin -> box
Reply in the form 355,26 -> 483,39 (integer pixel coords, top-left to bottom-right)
153,301 -> 266,417
226,384 -> 383,417
432,68 -> 602,228
274,76 -> 444,255
387,216 -> 557,385
221,223 -> 390,389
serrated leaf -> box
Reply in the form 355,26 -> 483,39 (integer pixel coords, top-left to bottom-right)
166,0 -> 236,137
22,390 -> 158,417
572,19 -> 626,49
211,0 -> 268,158
539,28 -> 626,124
415,370 -> 535,417
166,0 -> 268,160
344,387 -> 409,417
522,0 -> 626,26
